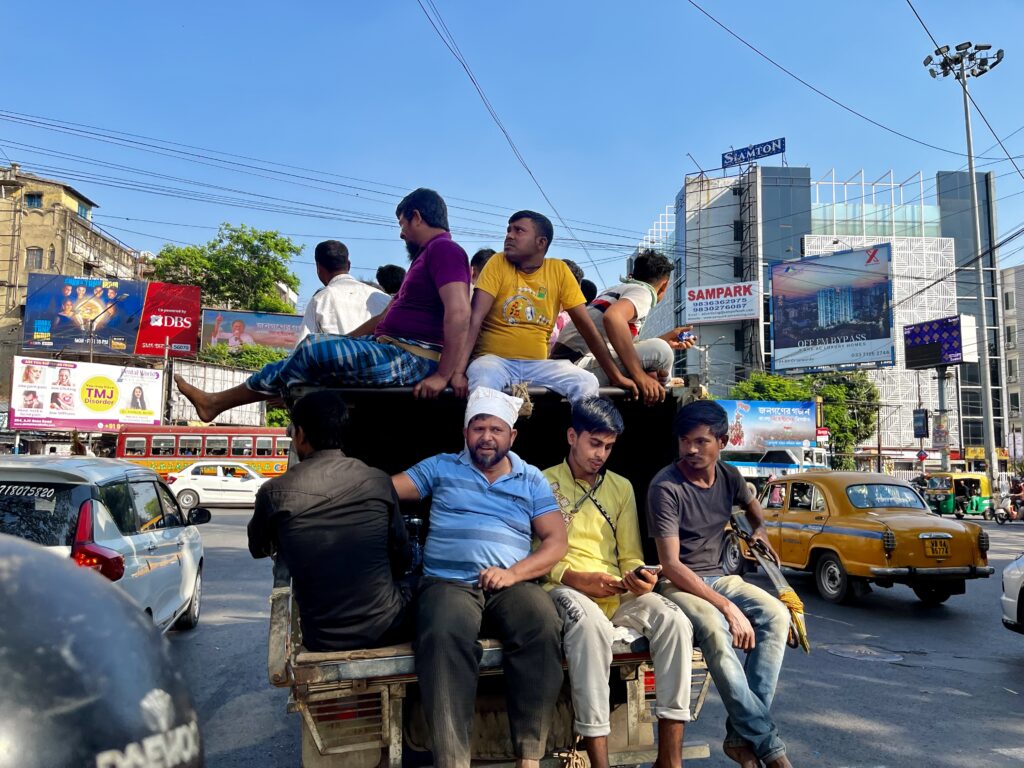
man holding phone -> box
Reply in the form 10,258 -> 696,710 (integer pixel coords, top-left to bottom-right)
544,397 -> 693,768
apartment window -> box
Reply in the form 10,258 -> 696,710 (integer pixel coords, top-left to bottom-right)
1009,358 -> 1018,381
24,193 -> 42,209
733,220 -> 743,242
25,247 -> 43,270
77,203 -> 89,219
47,247 -> 55,268
1007,326 -> 1017,346
732,187 -> 742,196
1011,392 -> 1020,416
1005,291 -> 1015,311
734,328 -> 744,351
733,257 -> 744,279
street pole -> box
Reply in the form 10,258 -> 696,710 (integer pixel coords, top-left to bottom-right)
876,403 -> 883,474
936,366 -> 951,471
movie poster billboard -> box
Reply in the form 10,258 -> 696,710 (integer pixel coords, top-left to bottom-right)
200,309 -> 304,352
9,356 -> 164,432
718,400 -> 817,451
684,280 -> 760,324
22,273 -> 200,358
770,244 -> 894,372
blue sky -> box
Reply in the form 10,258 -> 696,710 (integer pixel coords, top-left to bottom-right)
5,1 -> 1023,307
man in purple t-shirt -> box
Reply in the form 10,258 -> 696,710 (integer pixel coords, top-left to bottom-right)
174,189 -> 472,422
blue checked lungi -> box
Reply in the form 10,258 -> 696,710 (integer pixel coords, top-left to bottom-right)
246,334 -> 439,395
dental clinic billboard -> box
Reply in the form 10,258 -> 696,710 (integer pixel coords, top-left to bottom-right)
770,244 -> 895,372
685,280 -> 759,324
718,400 -> 817,451
22,273 -> 201,358
9,356 -> 163,432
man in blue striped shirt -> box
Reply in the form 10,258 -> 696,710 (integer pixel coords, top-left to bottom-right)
392,387 -> 568,768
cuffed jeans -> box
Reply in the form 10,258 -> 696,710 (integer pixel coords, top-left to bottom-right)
579,338 -> 675,385
415,578 -> 564,768
467,355 -> 599,402
550,587 -> 693,737
658,576 -> 790,764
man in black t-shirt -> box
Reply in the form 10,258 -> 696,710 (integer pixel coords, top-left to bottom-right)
647,400 -> 793,768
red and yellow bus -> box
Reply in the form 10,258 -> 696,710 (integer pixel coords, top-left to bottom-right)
116,425 -> 290,478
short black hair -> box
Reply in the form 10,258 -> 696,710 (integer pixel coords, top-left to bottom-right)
314,240 -> 350,272
673,400 -> 729,441
581,279 -> 598,304
396,188 -> 449,231
470,248 -> 496,271
631,249 -> 674,284
292,391 -> 348,451
571,396 -> 624,437
562,259 -> 584,284
375,264 -> 406,295
509,210 -> 553,251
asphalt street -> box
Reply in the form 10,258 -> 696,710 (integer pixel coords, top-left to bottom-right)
169,509 -> 1024,768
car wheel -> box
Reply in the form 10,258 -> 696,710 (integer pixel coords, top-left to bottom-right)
173,568 -> 202,631
177,489 -> 200,510
912,584 -> 952,606
815,552 -> 854,603
721,534 -> 750,575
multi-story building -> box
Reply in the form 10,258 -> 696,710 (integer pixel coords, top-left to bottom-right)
1001,264 -> 1022,463
662,164 -> 1006,469
0,163 -> 139,396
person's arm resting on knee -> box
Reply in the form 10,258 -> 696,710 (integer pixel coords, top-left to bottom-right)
479,510 -> 567,591
450,288 -> 496,398
564,303 -> 638,399
598,297 -> 664,405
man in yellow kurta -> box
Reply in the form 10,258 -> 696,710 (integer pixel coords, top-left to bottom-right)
543,397 -> 694,768
451,210 -> 644,403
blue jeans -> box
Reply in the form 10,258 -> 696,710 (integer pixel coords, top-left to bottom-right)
658,575 -> 790,763
467,355 -> 599,403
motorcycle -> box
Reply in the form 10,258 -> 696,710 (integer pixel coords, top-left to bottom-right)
994,496 -> 1024,525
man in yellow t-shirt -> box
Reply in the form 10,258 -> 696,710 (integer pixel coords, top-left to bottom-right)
452,211 -> 639,403
543,397 -> 693,768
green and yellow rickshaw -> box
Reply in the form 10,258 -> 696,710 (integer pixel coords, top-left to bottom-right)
924,472 -> 993,519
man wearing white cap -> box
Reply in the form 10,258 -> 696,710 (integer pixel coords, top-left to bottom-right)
392,387 -> 568,768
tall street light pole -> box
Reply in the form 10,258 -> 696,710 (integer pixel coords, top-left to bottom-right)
924,42 -> 1004,484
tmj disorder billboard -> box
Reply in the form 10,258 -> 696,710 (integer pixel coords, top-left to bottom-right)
23,273 -> 201,358
770,244 -> 894,373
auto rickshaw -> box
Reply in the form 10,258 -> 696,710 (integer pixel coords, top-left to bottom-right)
924,472 -> 993,519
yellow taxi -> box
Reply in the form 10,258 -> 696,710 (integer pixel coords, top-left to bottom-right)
756,470 -> 993,605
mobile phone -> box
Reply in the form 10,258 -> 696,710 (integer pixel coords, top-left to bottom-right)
633,564 -> 663,576
676,331 -> 695,342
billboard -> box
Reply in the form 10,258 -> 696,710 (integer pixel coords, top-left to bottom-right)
9,356 -> 164,432
722,137 -> 786,169
718,400 -> 817,451
685,280 -> 759,324
770,244 -> 894,372
200,309 -> 304,352
23,273 -> 200,358
903,315 -> 979,370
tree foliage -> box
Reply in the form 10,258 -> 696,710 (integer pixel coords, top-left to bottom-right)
729,371 -> 880,470
152,223 -> 301,312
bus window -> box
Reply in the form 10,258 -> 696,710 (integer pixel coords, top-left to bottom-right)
205,437 -> 228,456
275,437 -> 291,456
255,437 -> 273,457
151,436 -> 175,456
124,438 -> 147,456
231,437 -> 253,457
179,436 -> 202,457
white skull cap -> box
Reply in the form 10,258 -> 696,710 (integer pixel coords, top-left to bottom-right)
464,387 -> 523,430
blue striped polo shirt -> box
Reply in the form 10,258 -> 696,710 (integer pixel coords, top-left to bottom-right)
407,450 -> 560,583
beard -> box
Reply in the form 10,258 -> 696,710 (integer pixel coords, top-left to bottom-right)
405,240 -> 420,261
468,442 -> 510,469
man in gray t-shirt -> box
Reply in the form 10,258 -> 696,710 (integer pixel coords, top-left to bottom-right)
647,400 -> 794,768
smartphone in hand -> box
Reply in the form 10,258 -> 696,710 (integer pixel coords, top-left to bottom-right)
633,564 -> 663,577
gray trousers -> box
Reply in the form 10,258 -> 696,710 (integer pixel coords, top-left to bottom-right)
550,586 -> 694,737
579,338 -> 675,385
415,578 -> 564,768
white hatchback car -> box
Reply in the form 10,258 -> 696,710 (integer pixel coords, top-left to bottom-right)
1003,551 -> 1024,634
0,457 -> 208,632
168,460 -> 268,510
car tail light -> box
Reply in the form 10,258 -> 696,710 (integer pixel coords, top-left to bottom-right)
166,476 -> 176,485
882,530 -> 896,553
978,530 -> 990,553
71,500 -> 125,582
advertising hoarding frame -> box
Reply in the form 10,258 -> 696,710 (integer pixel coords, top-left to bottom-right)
902,314 -> 979,370
200,308 -> 305,353
770,243 -> 896,374
717,399 -> 818,452
684,279 -> 760,325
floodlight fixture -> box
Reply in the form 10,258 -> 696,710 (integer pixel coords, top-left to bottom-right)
955,41 -> 972,52
975,43 -> 992,51
923,54 -> 934,66
934,45 -> 950,55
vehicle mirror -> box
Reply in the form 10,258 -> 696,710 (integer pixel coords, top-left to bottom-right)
188,507 -> 212,526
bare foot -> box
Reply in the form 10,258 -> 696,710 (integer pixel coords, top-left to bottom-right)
765,758 -> 793,768
723,743 -> 759,768
174,375 -> 218,423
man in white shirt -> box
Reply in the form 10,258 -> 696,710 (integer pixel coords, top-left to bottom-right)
299,241 -> 391,341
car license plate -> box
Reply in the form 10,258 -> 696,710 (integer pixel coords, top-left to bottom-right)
925,540 -> 950,557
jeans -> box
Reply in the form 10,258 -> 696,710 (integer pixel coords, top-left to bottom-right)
467,355 -> 599,402
579,338 -> 675,385
658,576 -> 790,763
414,578 -> 564,768
550,587 -> 693,737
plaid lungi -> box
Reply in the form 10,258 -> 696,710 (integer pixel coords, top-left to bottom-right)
246,334 -> 438,395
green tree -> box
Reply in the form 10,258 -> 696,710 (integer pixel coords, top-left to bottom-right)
730,371 -> 880,471
152,223 -> 301,312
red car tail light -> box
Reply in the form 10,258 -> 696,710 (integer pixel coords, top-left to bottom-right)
71,500 -> 125,582
166,476 -> 176,485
